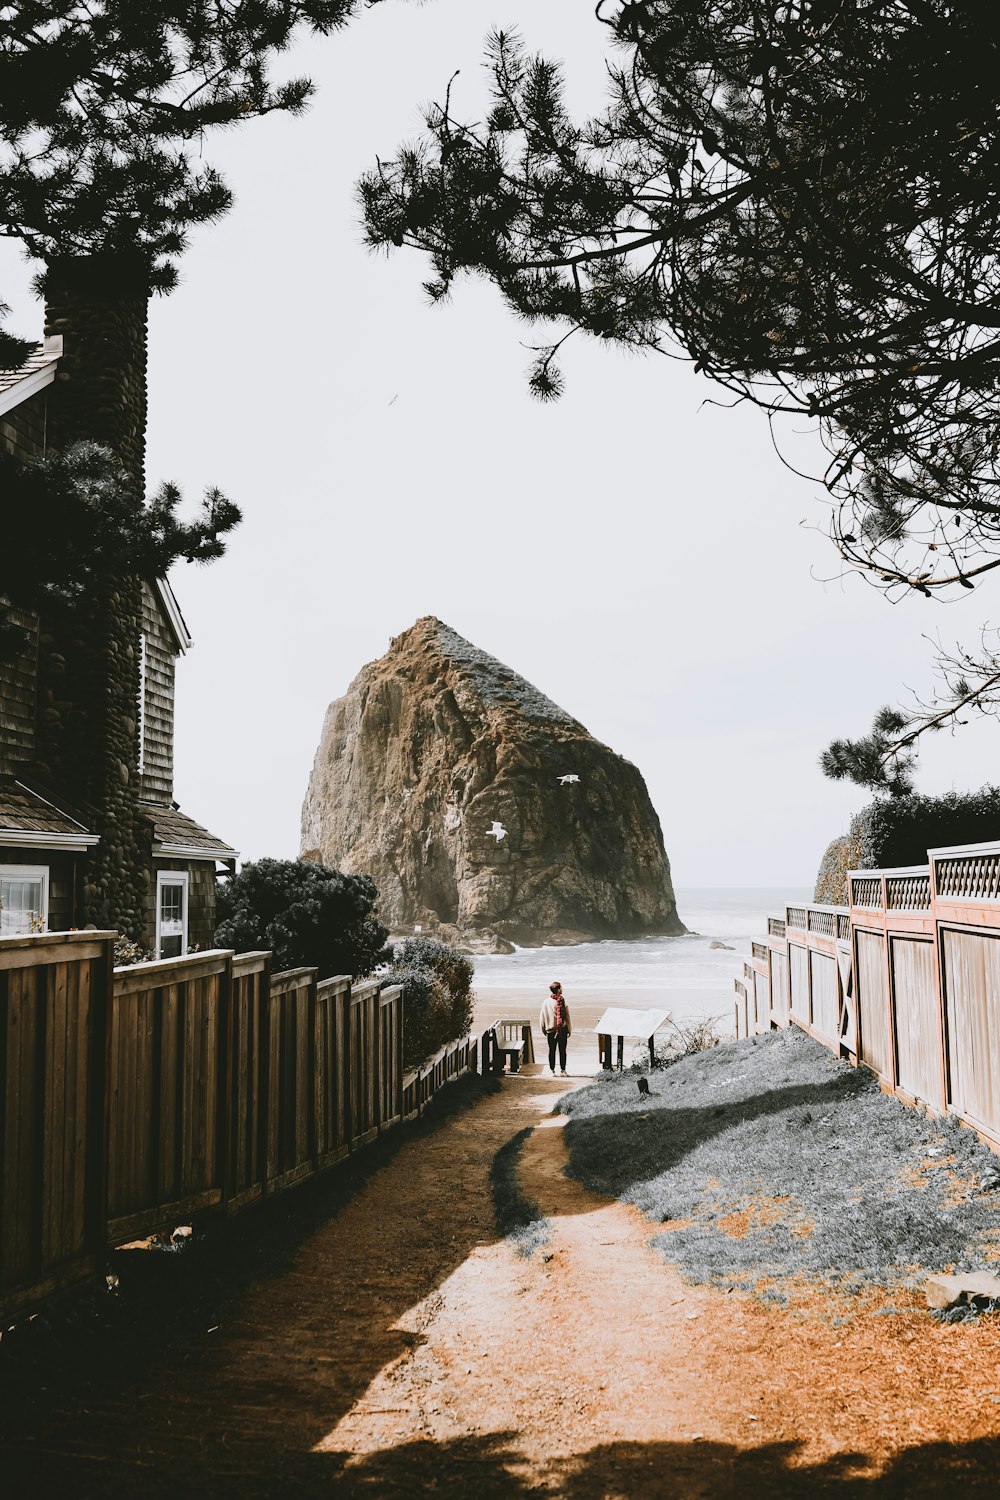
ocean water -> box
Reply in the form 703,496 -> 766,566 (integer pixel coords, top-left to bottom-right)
472,887 -> 811,1038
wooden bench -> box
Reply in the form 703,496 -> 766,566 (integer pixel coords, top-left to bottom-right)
491,1018 -> 534,1073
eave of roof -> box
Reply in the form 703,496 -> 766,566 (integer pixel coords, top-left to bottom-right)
0,336 -> 62,419
0,779 -> 99,850
152,576 -> 192,654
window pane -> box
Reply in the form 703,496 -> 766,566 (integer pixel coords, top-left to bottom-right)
1,877 -> 44,935
160,884 -> 183,929
158,878 -> 187,958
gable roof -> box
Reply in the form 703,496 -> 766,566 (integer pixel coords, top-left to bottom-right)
0,336 -> 62,418
141,802 -> 238,863
0,779 -> 99,850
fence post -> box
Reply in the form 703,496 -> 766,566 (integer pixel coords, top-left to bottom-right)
216,951 -> 235,1213
92,934 -> 116,1287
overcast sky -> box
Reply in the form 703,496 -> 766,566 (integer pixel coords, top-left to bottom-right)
3,1 -> 999,888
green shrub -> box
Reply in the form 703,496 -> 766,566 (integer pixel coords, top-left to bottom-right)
215,858 -> 387,978
382,937 -> 475,1068
815,786 -> 1000,903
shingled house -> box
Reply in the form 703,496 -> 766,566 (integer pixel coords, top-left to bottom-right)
0,257 -> 236,955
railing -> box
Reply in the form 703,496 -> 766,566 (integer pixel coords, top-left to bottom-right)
767,916 -> 786,939
885,871 -> 931,911
739,840 -> 1000,1159
849,874 -> 882,910
0,935 -> 478,1323
807,908 -> 837,937
751,940 -> 768,961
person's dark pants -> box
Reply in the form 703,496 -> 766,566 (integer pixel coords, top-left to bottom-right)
547,1026 -> 568,1073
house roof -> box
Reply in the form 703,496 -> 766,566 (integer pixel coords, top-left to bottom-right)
0,336 -> 62,419
142,802 -> 238,863
0,779 -> 100,850
151,577 -> 192,654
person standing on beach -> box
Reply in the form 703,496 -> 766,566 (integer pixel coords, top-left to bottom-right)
540,981 -> 572,1076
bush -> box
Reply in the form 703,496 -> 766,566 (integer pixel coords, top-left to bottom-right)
382,937 -> 475,1068
815,786 -> 1000,903
215,858 -> 388,978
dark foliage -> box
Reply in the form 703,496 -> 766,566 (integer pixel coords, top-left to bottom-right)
0,1 -> 375,304
0,441 -> 240,658
382,936 -> 475,1068
215,858 -> 388,979
819,705 -> 916,797
851,787 -> 1000,871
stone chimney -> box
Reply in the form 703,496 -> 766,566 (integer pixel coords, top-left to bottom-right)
33,254 -> 151,940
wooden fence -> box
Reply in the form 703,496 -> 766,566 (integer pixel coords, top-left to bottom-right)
0,935 -> 478,1324
737,839 -> 1000,1157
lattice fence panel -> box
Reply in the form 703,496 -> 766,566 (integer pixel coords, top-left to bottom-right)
885,874 -> 931,911
936,854 -> 1000,901
850,877 -> 882,910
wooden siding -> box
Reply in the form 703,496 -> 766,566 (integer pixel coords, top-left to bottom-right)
0,388 -> 48,466
0,849 -> 77,933
753,970 -> 769,1030
789,943 -> 810,1025
891,937 -> 942,1107
138,580 -> 176,802
145,857 -> 217,957
809,949 -> 839,1046
0,605 -> 38,775
770,950 -> 790,1025
856,929 -> 892,1080
942,929 -> 1000,1140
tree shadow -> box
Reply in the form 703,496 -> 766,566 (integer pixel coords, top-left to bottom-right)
0,1074 -> 503,1439
17,1430 -> 1000,1498
556,1074 -> 870,1204
288,1432 -> 1000,1499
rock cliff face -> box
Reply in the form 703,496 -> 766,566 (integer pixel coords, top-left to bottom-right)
300,618 -> 685,948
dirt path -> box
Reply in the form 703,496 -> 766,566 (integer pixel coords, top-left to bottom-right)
7,1069 -> 1000,1496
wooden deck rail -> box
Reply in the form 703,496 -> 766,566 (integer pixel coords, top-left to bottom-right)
0,937 -> 478,1323
739,841 -> 1000,1156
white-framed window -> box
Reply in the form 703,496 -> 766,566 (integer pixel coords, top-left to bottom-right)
0,864 -> 49,936
156,871 -> 189,959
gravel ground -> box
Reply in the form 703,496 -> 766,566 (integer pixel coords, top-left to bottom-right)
557,1029 -> 1000,1309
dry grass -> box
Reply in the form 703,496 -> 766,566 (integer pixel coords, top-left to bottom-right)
557,1029 -> 1000,1312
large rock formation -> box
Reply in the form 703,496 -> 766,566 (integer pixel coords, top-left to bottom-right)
300,617 -> 685,948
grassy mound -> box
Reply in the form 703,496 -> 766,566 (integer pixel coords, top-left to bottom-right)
557,1030 -> 1000,1308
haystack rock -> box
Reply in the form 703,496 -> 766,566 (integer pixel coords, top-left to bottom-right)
300,617 -> 685,949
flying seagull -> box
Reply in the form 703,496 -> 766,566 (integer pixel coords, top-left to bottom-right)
637,1077 -> 651,1098
487,821 -> 508,841
558,774 -> 580,785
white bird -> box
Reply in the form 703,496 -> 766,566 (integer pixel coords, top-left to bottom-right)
487,821 -> 508,841
557,774 -> 580,785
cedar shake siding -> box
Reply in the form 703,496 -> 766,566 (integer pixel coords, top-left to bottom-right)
0,387 -> 48,466
139,581 -> 176,802
0,847 -> 77,932
0,607 -> 38,775
147,858 -> 218,954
